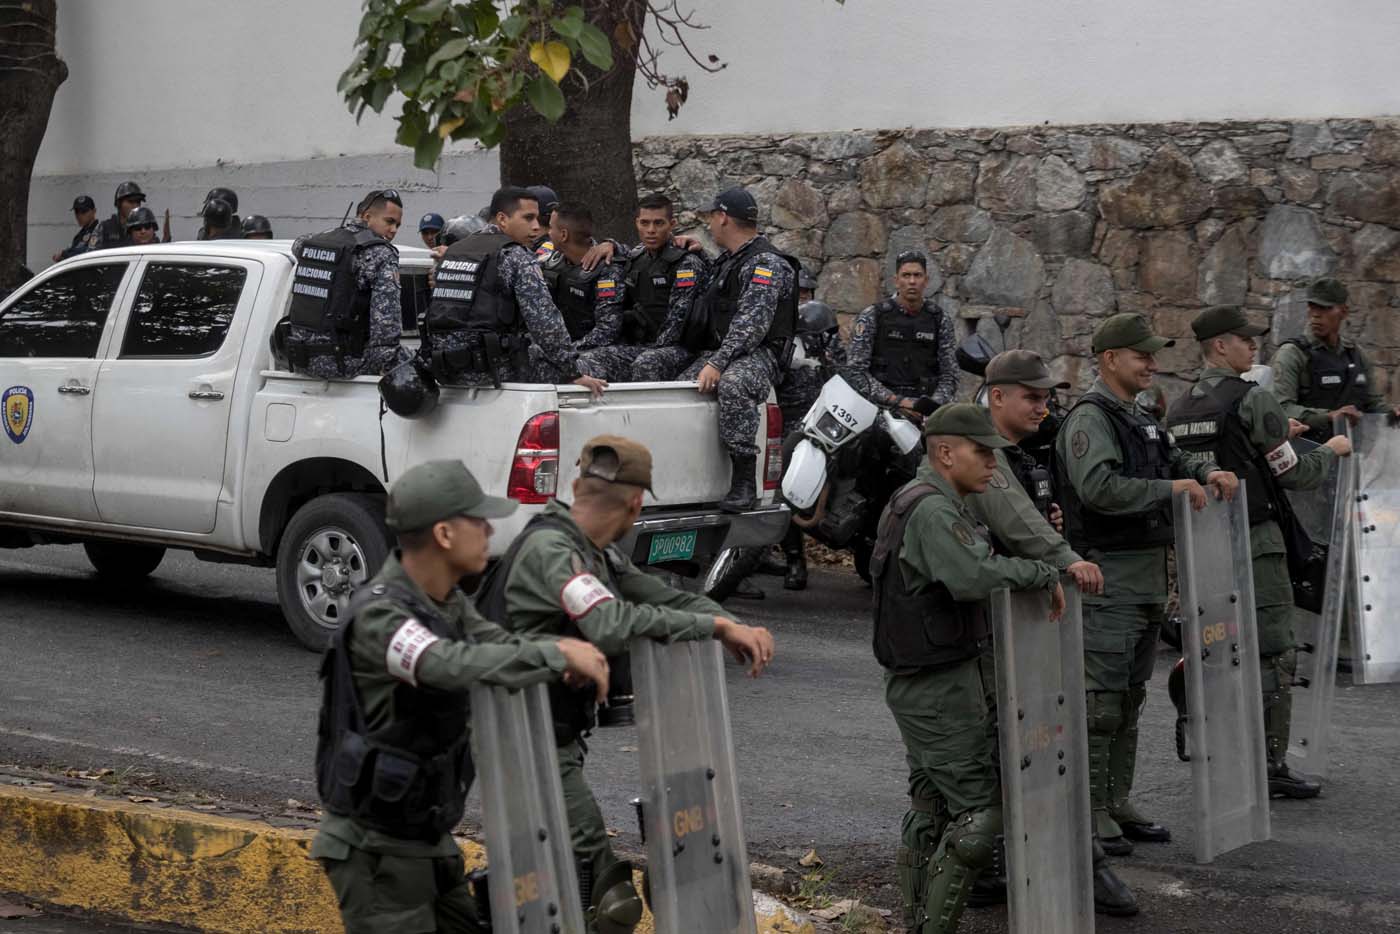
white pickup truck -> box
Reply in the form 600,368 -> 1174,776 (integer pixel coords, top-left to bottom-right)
0,241 -> 788,648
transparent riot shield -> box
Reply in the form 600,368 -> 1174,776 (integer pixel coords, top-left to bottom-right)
992,583 -> 1094,934
1174,489 -> 1271,863
1351,413 -> 1400,685
1287,421 -> 1355,776
471,682 -> 586,934
632,638 -> 756,934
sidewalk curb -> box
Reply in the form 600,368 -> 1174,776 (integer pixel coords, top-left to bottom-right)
0,784 -> 814,933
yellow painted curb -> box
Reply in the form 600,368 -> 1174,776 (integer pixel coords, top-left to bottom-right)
0,784 -> 812,934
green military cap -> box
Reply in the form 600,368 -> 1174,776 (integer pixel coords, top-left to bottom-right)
923,402 -> 1013,448
578,434 -> 655,493
385,460 -> 517,531
1305,276 -> 1348,307
1190,305 -> 1269,341
1092,312 -> 1175,354
985,349 -> 1070,390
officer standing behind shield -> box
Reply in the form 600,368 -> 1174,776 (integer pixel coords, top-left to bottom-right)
196,187 -> 242,238
1167,306 -> 1352,799
1054,313 -> 1238,857
53,196 -> 101,262
874,403 -> 1064,934
476,435 -> 773,934
282,188 -> 412,379
310,459 -> 610,934
1270,277 -> 1400,441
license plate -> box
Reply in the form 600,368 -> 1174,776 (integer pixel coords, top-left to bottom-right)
647,529 -> 697,564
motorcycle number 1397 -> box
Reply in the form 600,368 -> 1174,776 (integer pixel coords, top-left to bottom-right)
829,405 -> 859,426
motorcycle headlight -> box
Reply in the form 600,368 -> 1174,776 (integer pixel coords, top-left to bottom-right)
815,411 -> 851,443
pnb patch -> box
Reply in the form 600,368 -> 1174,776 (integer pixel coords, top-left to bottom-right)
3,386 -> 33,445
1071,430 -> 1089,459
952,520 -> 977,548
1143,424 -> 1160,441
560,572 -> 614,620
596,279 -> 618,298
988,469 -> 1010,490
751,266 -> 774,285
1320,375 -> 1343,385
674,269 -> 697,289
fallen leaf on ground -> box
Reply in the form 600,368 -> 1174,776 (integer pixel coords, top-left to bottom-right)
798,849 -> 823,868
810,898 -> 855,921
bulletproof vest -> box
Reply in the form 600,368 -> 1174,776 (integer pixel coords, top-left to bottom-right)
1285,337 -> 1369,414
97,215 -> 127,249
621,243 -> 689,345
476,513 -> 616,746
869,299 -> 949,396
541,251 -> 599,341
1166,377 -> 1277,527
424,232 -> 520,335
287,225 -> 388,357
315,581 -> 475,842
870,481 -> 989,672
687,236 -> 797,356
1055,393 -> 1176,553
1004,444 -> 1054,520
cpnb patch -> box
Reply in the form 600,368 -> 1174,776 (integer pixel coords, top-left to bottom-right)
4,386 -> 33,445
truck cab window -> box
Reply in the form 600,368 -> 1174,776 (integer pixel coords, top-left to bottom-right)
0,263 -> 127,358
122,264 -> 248,358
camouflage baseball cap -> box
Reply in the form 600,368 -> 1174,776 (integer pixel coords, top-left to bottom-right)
1305,277 -> 1348,308
923,403 -> 1013,448
1092,313 -> 1175,354
1191,305 -> 1268,341
578,435 -> 655,493
985,349 -> 1070,390
385,460 -> 517,532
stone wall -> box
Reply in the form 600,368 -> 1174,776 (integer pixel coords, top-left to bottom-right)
633,118 -> 1400,402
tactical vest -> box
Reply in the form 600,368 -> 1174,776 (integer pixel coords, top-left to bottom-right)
871,481 -> 989,672
315,581 -> 475,842
1166,377 -> 1277,527
286,225 -> 388,358
867,298 -> 950,397
1004,444 -> 1054,520
475,513 -> 615,745
621,243 -> 689,345
685,236 -> 797,357
97,215 -> 127,249
541,251 -> 600,341
1284,337 -> 1370,414
1056,393 -> 1176,553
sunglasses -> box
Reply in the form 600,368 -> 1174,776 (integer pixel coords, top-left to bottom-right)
130,224 -> 158,232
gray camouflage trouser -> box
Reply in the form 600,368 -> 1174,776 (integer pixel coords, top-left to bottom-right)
682,349 -> 777,458
579,345 -> 646,382
630,345 -> 696,381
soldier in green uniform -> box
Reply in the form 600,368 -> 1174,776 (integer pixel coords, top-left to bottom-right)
1269,277 -> 1400,441
1167,306 -> 1353,799
477,434 -> 774,933
874,403 -> 1065,934
310,460 -> 611,934
1053,313 -> 1238,856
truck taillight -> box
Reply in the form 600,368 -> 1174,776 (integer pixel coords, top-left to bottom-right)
508,411 -> 559,504
763,403 -> 783,491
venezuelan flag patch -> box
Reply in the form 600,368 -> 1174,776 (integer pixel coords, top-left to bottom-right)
597,279 -> 617,298
535,240 -> 555,256
674,268 -> 697,288
751,265 -> 774,285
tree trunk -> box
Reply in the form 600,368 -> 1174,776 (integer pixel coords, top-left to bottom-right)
0,0 -> 67,289
500,0 -> 645,242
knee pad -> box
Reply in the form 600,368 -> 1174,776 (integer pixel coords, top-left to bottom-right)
947,807 -> 1003,871
590,860 -> 642,934
1087,691 -> 1126,736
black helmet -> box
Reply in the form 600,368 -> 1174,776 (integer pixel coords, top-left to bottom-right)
955,333 -> 997,377
113,181 -> 146,206
202,198 -> 234,228
204,187 -> 239,213
439,213 -> 486,246
798,269 -> 818,292
379,359 -> 440,419
797,301 -> 837,335
123,206 -> 158,230
526,184 -> 559,219
241,214 -> 273,237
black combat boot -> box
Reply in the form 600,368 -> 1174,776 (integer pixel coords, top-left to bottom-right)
1093,837 -> 1139,916
782,548 -> 807,591
720,454 -> 757,513
1268,762 -> 1322,799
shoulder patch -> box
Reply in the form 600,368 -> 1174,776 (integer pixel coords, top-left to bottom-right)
1071,430 -> 1089,459
385,618 -> 440,686
1263,411 -> 1284,439
560,572 -> 615,620
750,265 -> 775,286
674,268 -> 697,288
952,520 -> 977,548
988,469 -> 1010,490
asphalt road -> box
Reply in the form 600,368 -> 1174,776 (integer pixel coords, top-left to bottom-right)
2,544 -> 1399,933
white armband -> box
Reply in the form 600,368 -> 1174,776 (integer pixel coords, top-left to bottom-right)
560,573 -> 615,620
1265,440 -> 1299,477
385,618 -> 440,686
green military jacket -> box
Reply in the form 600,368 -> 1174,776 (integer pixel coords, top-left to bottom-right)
966,447 -> 1081,570
500,499 -> 722,652
900,464 -> 1059,601
1270,334 -> 1387,433
1055,379 -> 1219,604
312,554 -> 567,859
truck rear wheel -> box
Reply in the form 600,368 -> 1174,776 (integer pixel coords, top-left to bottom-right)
276,492 -> 390,651
83,542 -> 166,580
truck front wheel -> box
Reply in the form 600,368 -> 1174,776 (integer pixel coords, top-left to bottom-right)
276,493 -> 390,651
83,542 -> 166,580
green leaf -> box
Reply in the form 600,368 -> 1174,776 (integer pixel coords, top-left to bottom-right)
405,0 -> 450,25
525,74 -> 566,122
550,15 -> 582,39
367,77 -> 394,113
356,10 -> 380,42
500,14 -> 529,39
440,59 -> 462,83
414,132 -> 445,170
474,8 -> 500,37
405,20 -> 426,44
426,37 -> 471,71
478,116 -> 506,148
397,59 -> 426,95
384,16 -> 405,46
396,109 -> 427,147
576,22 -> 612,69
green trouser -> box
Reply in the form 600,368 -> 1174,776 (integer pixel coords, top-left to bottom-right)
1254,549 -> 1298,768
887,658 -> 1002,933
1082,601 -> 1163,838
320,844 -> 485,934
558,737 -> 620,886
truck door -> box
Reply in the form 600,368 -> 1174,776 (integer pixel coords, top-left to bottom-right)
90,258 -> 262,534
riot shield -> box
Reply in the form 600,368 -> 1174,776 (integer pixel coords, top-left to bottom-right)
1174,489 -> 1271,864
1351,413 -> 1400,685
992,583 -> 1094,934
470,682 -> 586,934
631,638 -> 756,934
1287,421 -> 1355,777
